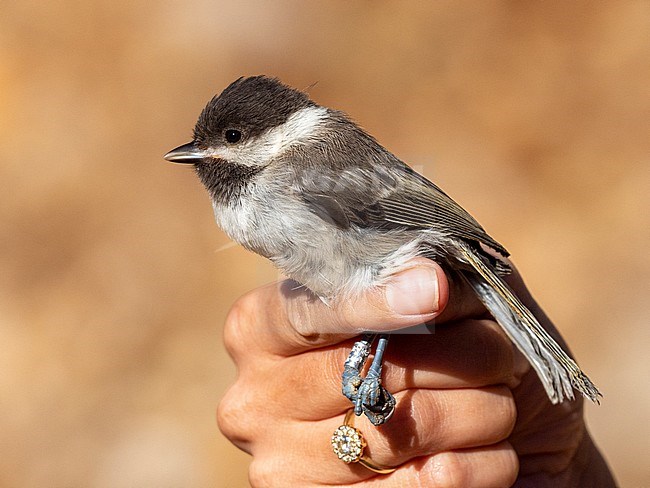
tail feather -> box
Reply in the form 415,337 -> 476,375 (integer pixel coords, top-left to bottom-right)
454,241 -> 601,404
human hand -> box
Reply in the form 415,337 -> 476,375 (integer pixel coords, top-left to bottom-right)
217,258 -> 615,486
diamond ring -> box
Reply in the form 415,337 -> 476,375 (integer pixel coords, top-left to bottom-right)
331,409 -> 396,474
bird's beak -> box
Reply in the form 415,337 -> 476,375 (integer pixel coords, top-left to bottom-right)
164,141 -> 207,164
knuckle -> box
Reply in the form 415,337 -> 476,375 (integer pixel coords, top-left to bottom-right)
428,451 -> 467,488
501,443 -> 520,486
216,384 -> 254,445
248,460 -> 277,488
472,321 -> 515,383
492,387 -> 517,439
485,324 -> 515,379
223,291 -> 261,358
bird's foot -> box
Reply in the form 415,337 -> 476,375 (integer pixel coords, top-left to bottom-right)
341,334 -> 396,426
356,375 -> 396,426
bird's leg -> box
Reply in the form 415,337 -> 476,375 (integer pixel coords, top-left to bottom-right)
341,334 -> 396,426
357,333 -> 396,426
341,334 -> 374,407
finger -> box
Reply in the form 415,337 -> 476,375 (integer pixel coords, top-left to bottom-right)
249,444 -> 519,488
222,259 -> 448,359
344,386 -> 516,468
283,258 -> 449,341
256,319 -> 519,420
387,320 -> 518,389
225,256 -> 497,359
297,256 -> 488,333
246,388 -> 515,486
353,443 -> 519,488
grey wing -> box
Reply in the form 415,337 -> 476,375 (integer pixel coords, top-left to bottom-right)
380,165 -> 509,256
297,159 -> 509,258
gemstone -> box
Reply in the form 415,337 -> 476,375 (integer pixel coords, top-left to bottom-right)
331,425 -> 365,463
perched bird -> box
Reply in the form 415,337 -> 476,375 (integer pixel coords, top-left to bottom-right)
165,75 -> 600,425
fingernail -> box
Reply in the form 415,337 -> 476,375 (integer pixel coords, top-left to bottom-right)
386,266 -> 439,316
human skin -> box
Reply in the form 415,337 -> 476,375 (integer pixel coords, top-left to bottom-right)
217,258 -> 616,487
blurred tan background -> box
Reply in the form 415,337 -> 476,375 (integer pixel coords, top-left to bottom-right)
1,1 -> 648,486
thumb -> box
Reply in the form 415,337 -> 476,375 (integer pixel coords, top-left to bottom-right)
382,257 -> 487,329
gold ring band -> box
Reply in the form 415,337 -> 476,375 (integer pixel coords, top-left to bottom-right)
331,410 -> 396,475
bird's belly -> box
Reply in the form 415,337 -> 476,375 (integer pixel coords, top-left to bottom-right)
271,228 -> 426,300
213,198 -> 434,300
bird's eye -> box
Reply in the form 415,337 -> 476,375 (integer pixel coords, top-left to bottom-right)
225,129 -> 242,143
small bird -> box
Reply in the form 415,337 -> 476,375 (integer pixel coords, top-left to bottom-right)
165,75 -> 600,425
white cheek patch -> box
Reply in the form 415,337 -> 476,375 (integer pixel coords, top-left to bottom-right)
279,105 -> 329,146
226,105 -> 328,165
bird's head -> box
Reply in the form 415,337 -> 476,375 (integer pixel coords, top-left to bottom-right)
164,76 -> 326,170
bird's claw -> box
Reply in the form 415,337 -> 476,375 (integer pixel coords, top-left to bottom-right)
361,386 -> 396,426
358,375 -> 382,407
